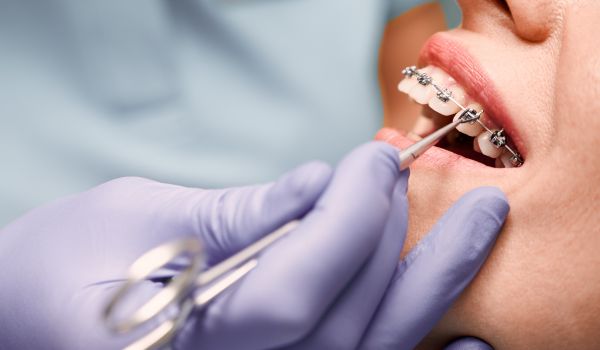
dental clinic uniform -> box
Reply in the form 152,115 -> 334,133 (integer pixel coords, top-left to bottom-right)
0,0 -> 458,226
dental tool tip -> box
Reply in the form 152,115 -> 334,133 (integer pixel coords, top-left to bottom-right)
457,108 -> 481,124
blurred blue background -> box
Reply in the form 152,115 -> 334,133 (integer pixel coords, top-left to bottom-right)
0,0 -> 460,226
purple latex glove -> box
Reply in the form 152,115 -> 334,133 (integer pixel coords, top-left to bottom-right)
354,186 -> 508,350
444,337 -> 494,350
0,159 -> 330,349
0,142 -> 407,350
0,141 -> 507,350
174,142 -> 408,349
281,186 -> 509,350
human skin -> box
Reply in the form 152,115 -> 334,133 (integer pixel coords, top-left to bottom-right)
379,3 -> 447,132
378,0 -> 600,349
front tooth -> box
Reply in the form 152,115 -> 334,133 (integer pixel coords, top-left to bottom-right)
409,81 -> 435,104
453,103 -> 485,136
476,130 -> 503,158
398,77 -> 418,94
408,67 -> 434,104
428,84 -> 467,116
430,68 -> 451,87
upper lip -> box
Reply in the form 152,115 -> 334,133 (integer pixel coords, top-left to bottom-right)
418,32 -> 527,157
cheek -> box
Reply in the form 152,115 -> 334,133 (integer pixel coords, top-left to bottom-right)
410,167 -> 600,349
552,3 -> 600,163
442,208 -> 600,349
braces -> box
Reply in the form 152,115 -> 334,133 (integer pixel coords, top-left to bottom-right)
401,66 -> 524,167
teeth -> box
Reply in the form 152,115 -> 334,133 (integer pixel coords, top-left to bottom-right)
428,84 -> 466,115
428,73 -> 467,116
398,77 -> 418,94
476,130 -> 503,158
398,65 -> 524,167
409,83 -> 435,104
407,67 -> 434,104
499,150 -> 516,168
453,103 -> 485,136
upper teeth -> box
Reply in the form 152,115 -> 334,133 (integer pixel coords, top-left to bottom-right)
398,65 -> 524,167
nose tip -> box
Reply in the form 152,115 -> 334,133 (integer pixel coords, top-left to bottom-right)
456,0 -> 560,42
507,0 -> 557,42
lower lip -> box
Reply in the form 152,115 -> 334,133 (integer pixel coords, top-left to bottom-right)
376,128 -> 490,170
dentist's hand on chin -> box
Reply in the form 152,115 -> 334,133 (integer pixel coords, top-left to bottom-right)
0,142 -> 507,350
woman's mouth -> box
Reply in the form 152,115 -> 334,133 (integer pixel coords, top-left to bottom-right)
378,33 -> 526,170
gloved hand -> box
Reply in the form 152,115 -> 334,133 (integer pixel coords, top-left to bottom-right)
0,142 -> 399,349
0,153 -> 331,349
355,185 -> 508,350
0,142 -> 508,350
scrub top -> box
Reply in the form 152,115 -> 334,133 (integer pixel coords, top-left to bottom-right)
0,0 -> 459,226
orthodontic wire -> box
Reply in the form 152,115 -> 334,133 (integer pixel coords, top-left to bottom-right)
401,66 -> 524,167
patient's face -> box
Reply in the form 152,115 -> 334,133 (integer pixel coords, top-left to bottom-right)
379,0 -> 600,348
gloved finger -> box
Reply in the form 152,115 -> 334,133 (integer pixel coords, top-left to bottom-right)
62,162 -> 332,349
359,187 -> 509,350
175,142 -> 405,350
285,178 -> 409,349
444,337 -> 494,350
107,162 -> 332,263
188,161 -> 333,264
76,161 -> 332,269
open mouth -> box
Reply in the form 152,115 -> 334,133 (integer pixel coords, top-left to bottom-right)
378,34 -> 525,170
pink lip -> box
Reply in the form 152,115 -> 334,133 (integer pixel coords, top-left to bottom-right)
418,32 -> 527,157
376,128 -> 490,170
